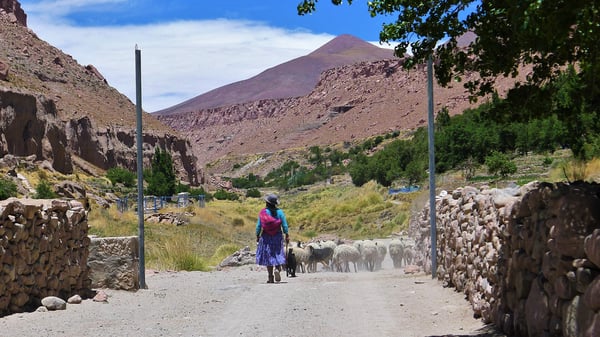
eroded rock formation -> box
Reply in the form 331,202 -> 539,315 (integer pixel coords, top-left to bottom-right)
0,89 -> 200,184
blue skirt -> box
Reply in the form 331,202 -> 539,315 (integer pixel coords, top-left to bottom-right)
256,232 -> 286,266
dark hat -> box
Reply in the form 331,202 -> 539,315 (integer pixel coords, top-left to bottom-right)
264,194 -> 279,206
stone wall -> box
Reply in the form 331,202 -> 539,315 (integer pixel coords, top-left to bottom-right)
410,181 -> 600,337
0,198 -> 91,316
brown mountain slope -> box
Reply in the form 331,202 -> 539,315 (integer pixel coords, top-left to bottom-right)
154,34 -> 394,114
157,58 -> 500,176
158,46 -> 524,178
0,3 -> 199,184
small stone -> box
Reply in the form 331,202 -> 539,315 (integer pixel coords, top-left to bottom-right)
41,296 -> 66,310
36,306 -> 48,312
93,290 -> 108,302
67,294 -> 82,304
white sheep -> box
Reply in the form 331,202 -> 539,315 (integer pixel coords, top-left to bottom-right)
352,240 -> 365,271
332,244 -> 361,272
403,244 -> 415,266
388,238 -> 405,268
374,241 -> 387,270
361,240 -> 378,272
289,242 -> 309,273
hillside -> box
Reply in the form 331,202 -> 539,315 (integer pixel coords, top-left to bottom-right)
154,34 -> 394,114
0,1 -> 199,184
157,58 -> 521,177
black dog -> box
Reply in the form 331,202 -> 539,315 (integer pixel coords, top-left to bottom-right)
286,248 -> 297,277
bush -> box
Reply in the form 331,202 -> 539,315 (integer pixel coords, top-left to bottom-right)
34,180 -> 57,199
0,177 -> 17,200
213,189 -> 239,201
485,151 -> 517,178
246,188 -> 261,198
106,167 -> 136,187
189,187 -> 212,202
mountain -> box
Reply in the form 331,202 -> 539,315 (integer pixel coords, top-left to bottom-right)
157,34 -> 524,177
154,34 -> 394,114
0,1 -> 199,184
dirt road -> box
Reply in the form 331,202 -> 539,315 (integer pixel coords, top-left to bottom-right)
0,250 -> 504,337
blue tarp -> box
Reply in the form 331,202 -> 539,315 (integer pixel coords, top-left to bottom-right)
388,186 -> 420,194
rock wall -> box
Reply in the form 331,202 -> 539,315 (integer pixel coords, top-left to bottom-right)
0,89 -> 73,173
410,181 -> 600,337
0,198 -> 91,316
0,88 -> 200,184
88,236 -> 139,291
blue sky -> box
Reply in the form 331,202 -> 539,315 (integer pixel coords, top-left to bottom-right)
19,0 -> 396,112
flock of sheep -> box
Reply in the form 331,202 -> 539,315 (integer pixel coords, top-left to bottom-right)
287,238 -> 416,273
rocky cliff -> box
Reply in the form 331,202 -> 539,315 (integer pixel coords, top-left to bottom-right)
0,2 -> 199,184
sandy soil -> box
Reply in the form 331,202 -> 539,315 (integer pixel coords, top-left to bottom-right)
0,248 -> 506,337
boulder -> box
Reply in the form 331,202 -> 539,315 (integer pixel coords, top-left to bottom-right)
0,59 -> 8,80
88,236 -> 139,290
41,296 -> 67,311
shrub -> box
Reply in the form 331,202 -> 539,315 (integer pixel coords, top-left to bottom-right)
0,177 -> 17,200
246,188 -> 261,198
189,187 -> 212,201
106,167 -> 136,187
485,151 -> 517,178
34,180 -> 56,199
213,189 -> 239,201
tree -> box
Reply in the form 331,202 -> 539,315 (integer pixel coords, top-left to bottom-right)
298,1 -> 600,159
300,0 -> 599,96
145,147 -> 177,196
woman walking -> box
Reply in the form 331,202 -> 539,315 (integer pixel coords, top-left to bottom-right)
255,194 -> 289,283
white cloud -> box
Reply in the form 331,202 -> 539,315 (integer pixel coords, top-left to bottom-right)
22,4 -> 333,112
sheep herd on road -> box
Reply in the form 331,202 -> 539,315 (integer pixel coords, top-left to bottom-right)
286,238 -> 415,273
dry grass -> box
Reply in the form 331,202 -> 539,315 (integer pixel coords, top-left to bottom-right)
81,150 -> 600,271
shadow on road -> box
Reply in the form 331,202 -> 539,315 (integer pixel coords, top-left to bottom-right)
429,324 -> 507,337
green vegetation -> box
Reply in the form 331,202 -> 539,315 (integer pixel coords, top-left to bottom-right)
33,180 -> 56,199
297,0 -> 599,163
0,177 -> 17,200
106,167 -> 136,187
213,189 -> 239,201
485,151 -> 517,179
231,173 -> 264,189
145,147 -> 176,196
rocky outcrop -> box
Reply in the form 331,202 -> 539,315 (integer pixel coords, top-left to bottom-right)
0,198 -> 90,316
0,6 -> 200,185
0,88 -> 200,184
218,246 -> 256,269
0,89 -> 72,172
410,181 -> 600,337
0,0 -> 26,26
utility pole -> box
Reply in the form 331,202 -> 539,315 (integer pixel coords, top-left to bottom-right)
135,45 -> 146,289
427,53 -> 437,279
